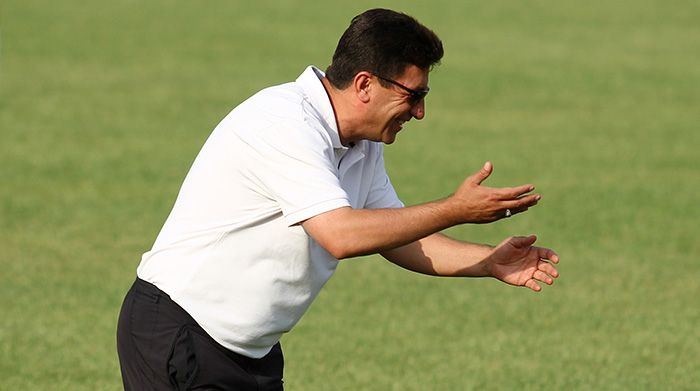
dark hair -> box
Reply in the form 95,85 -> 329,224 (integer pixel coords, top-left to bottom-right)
325,9 -> 444,89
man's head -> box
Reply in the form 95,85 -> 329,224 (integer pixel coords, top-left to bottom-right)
325,9 -> 444,89
324,9 -> 444,145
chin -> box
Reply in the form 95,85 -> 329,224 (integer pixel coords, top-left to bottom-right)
383,134 -> 398,144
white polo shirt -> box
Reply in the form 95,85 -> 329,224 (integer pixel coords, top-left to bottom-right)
137,66 -> 403,358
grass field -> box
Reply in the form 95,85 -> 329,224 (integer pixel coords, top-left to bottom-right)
2,1 -> 699,389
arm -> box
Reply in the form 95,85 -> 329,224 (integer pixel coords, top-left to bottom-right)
382,233 -> 560,292
301,161 -> 539,259
380,232 -> 494,277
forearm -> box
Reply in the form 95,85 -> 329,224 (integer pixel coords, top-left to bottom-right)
301,201 -> 460,259
381,233 -> 494,277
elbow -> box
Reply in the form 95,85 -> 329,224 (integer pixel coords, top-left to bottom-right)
317,237 -> 367,260
301,210 -> 374,260
324,242 -> 355,260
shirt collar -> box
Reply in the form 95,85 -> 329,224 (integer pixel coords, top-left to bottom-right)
295,66 -> 346,150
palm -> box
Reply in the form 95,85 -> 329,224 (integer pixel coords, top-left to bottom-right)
486,235 -> 560,292
491,250 -> 539,286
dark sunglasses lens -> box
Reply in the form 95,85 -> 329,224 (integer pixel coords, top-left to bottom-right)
411,91 -> 428,103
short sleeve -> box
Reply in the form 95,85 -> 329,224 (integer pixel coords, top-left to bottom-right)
236,121 -> 351,226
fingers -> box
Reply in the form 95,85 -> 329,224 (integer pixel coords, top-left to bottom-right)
537,247 -> 560,264
519,242 -> 561,293
537,260 -> 559,278
503,189 -> 540,208
464,162 -> 534,198
466,161 -> 493,185
501,194 -> 539,218
528,257 -> 561,293
499,184 -> 536,200
524,279 -> 542,292
498,187 -> 540,218
507,235 -> 537,249
533,270 -> 555,285
527,266 -> 558,292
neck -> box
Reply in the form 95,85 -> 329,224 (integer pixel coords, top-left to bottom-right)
320,77 -> 362,146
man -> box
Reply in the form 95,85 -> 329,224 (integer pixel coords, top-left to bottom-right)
117,8 -> 560,390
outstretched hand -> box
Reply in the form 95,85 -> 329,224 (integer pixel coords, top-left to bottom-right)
450,161 -> 540,224
485,235 -> 560,292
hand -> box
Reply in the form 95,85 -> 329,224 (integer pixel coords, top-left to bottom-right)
450,161 -> 540,224
485,235 -> 560,292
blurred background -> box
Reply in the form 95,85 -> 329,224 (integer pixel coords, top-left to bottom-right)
1,1 -> 698,389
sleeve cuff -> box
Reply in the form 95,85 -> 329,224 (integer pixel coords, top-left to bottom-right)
283,198 -> 351,226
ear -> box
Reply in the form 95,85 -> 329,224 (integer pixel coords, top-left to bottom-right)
352,71 -> 373,103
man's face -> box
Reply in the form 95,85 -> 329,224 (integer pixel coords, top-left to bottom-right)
366,65 -> 429,144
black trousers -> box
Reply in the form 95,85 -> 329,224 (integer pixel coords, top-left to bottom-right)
117,278 -> 284,391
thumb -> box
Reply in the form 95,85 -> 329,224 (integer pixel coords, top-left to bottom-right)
509,235 -> 538,249
467,161 -> 493,185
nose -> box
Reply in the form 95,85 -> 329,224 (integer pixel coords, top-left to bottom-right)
411,99 -> 425,120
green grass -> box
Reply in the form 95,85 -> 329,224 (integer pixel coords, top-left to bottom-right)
2,0 -> 699,389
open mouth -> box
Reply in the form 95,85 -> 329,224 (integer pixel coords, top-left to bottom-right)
396,119 -> 406,130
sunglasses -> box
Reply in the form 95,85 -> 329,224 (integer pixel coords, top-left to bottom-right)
375,75 -> 430,104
